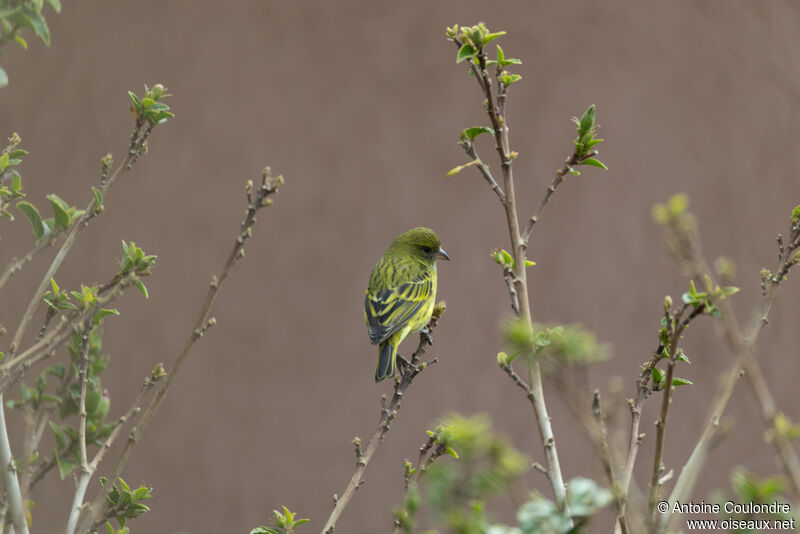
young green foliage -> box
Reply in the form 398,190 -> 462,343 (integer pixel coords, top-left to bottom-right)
0,0 -> 61,86
681,276 -> 739,318
393,483 -> 421,534
0,133 -> 26,218
7,327 -> 114,481
501,319 -> 563,365
128,84 -> 174,126
99,477 -> 153,530
16,191 -> 84,243
569,105 -> 607,173
491,248 -> 534,270
710,468 -> 793,527
424,414 -> 528,532
250,506 -> 310,534
118,240 -> 157,298
488,478 -> 613,534
767,413 -> 800,444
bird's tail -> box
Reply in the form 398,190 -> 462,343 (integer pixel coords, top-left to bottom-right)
375,341 -> 396,382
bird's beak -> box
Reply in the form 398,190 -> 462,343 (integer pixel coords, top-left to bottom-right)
436,248 -> 450,261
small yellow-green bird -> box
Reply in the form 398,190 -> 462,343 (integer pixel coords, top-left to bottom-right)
365,227 -> 449,382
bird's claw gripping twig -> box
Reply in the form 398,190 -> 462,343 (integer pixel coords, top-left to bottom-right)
421,327 -> 435,346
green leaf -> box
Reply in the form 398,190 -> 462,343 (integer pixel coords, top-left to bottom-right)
9,177 -> 22,199
14,33 -> 27,49
585,138 -> 604,148
20,382 -> 32,402
722,286 -> 740,297
578,104 -> 596,133
135,280 -> 149,299
581,158 -> 608,170
0,152 -> 8,169
128,502 -> 150,516
652,367 -> 664,385
677,352 -> 691,364
672,377 -> 693,386
94,308 -> 120,324
49,421 -> 67,450
463,126 -> 494,141
91,186 -> 103,209
456,43 -> 477,63
47,194 -> 70,229
500,74 -> 522,86
482,31 -> 506,45
17,201 -> 45,240
45,0 -> 62,12
446,446 -> 459,459
446,160 -> 478,178
133,486 -> 151,500
128,91 -> 141,111
496,44 -> 505,63
55,453 -> 77,479
119,256 -> 134,272
39,393 -> 62,404
20,5 -> 51,47
0,6 -> 22,18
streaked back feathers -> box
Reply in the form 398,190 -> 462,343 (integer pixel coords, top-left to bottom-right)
364,228 -> 446,381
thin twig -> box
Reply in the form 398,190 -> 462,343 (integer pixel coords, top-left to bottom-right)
76,170 -> 283,534
0,500 -> 7,534
460,143 -> 505,203
583,392 -> 626,534
618,301 -> 702,532
320,307 -> 444,534
64,318 -> 96,534
0,278 -> 133,395
392,429 -> 450,534
521,154 -> 578,245
4,118 -> 152,360
647,305 -> 704,527
0,397 -> 29,534
0,231 -> 64,294
450,33 -> 568,510
83,370 -> 162,532
657,217 -> 800,532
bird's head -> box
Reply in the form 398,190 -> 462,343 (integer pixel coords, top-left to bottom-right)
393,227 -> 450,265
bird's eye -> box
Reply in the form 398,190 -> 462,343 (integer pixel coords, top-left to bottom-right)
421,246 -> 433,254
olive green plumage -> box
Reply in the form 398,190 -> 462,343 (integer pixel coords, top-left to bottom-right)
365,227 -> 449,382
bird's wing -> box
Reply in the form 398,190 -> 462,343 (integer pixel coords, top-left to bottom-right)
365,271 -> 432,345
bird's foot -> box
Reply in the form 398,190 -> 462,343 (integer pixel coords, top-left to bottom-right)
421,327 -> 435,345
397,354 -> 419,375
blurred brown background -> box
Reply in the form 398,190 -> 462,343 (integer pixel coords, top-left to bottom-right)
2,1 -> 800,532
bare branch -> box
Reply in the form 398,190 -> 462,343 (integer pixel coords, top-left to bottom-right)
65,319 -> 96,534
5,118 -> 153,359
320,307 -> 444,534
460,142 -> 505,203
450,31 -> 568,510
76,169 -> 284,534
0,397 -> 29,534
656,210 -> 800,532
